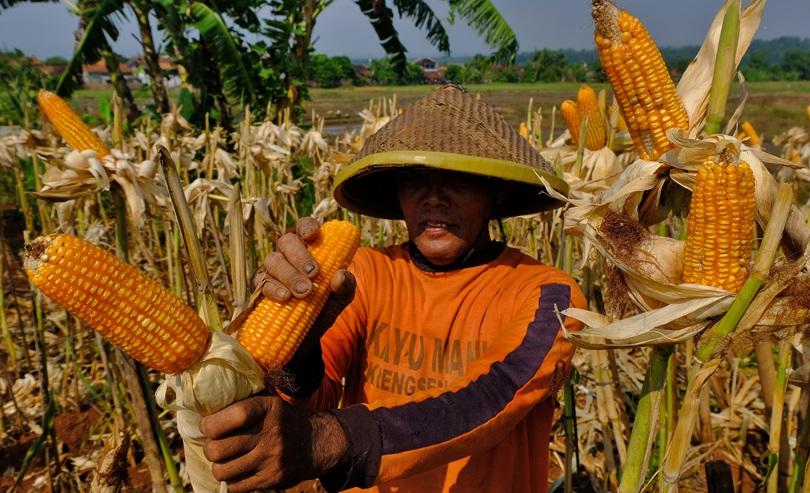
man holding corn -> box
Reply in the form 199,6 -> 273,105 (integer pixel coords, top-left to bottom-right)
200,85 -> 586,492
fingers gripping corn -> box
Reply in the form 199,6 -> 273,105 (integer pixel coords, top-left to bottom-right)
238,220 -> 361,369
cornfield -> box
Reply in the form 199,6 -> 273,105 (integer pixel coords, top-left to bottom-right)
1,1 -> 810,492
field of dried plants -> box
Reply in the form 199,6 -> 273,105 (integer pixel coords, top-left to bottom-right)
2,1 -> 810,492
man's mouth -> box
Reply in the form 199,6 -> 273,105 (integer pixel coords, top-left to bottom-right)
421,220 -> 457,238
425,221 -> 449,230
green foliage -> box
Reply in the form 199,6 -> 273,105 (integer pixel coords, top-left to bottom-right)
57,0 -> 126,97
448,0 -> 517,63
191,2 -> 255,105
782,51 -> 810,81
354,0 -> 409,74
151,0 -> 307,125
391,0 -> 450,53
309,54 -> 355,87
734,48 -> 810,82
0,164 -> 18,205
178,88 -> 195,121
43,56 -> 69,65
368,57 -> 423,85
433,49 -> 604,85
354,0 -> 516,77
368,58 -> 399,85
98,95 -> 113,125
0,50 -> 49,126
491,64 -> 520,83
292,155 -> 316,217
526,49 -> 568,82
743,52 -> 776,82
444,64 -> 463,83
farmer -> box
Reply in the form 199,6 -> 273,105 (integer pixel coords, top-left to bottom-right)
199,85 -> 586,492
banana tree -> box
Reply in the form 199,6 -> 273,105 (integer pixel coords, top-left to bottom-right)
54,0 -> 143,119
355,0 -> 518,75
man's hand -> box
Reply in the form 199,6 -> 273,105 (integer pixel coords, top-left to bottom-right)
200,394 -> 349,492
253,217 -> 356,353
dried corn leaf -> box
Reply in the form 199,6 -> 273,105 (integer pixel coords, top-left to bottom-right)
35,149 -> 169,228
676,0 -> 766,134
563,303 -> 710,348
184,178 -> 234,237
757,299 -> 810,327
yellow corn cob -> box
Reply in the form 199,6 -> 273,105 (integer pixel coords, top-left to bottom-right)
37,90 -> 110,158
24,234 -> 210,374
788,148 -> 802,164
519,121 -> 529,139
577,84 -> 607,150
238,220 -> 360,369
683,155 -> 756,292
561,100 -> 581,146
592,0 -> 689,160
806,105 -> 810,122
740,120 -> 761,146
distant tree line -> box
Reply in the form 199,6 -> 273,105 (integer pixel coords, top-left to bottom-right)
1,0 -> 521,128
306,49 -> 606,87
308,37 -> 810,88
444,50 -> 605,84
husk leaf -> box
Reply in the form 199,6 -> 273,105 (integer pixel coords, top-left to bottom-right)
676,0 -> 766,134
156,332 -> 265,493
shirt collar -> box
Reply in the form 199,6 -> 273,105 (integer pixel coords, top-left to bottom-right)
407,241 -> 506,272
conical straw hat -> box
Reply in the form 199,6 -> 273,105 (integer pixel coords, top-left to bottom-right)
333,85 -> 568,219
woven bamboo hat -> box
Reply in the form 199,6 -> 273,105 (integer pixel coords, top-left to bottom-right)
333,85 -> 568,219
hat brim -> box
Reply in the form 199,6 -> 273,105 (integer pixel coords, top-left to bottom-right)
333,150 -> 569,220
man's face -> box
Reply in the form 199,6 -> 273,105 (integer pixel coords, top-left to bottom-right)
396,168 -> 494,266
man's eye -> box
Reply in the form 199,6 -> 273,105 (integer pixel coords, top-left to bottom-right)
401,177 -> 427,189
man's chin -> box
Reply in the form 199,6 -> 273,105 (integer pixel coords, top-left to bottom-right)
413,238 -> 466,266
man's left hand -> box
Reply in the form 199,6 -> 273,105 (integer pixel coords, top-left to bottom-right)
200,394 -> 348,492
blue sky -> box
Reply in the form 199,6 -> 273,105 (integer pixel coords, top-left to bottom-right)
0,0 -> 808,60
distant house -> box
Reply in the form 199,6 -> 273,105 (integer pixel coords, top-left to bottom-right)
424,66 -> 448,84
126,56 -> 181,88
78,57 -> 181,88
82,60 -> 133,87
414,58 -> 437,72
38,63 -> 66,77
28,57 -> 66,77
353,64 -> 372,80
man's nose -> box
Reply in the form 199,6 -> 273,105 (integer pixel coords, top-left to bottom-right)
421,180 -> 450,207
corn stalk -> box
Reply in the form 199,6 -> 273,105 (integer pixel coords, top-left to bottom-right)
619,346 -> 672,493
704,0 -> 740,135
157,146 -> 223,330
662,183 -> 794,492
767,337 -> 795,493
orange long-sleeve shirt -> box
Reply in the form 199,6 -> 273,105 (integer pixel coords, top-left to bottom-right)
290,243 -> 585,492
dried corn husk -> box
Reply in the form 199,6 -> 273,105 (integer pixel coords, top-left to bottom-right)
556,147 -> 625,193
33,149 -> 169,228
676,0 -> 766,134
668,131 -> 810,254
156,331 -> 265,493
542,160 -> 736,347
184,178 -> 234,237
551,127 -> 810,349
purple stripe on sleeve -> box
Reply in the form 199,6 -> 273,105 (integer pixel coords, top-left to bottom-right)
370,283 -> 571,455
